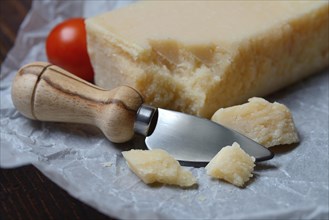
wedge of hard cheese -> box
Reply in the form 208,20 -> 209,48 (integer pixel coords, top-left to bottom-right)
86,1 -> 328,118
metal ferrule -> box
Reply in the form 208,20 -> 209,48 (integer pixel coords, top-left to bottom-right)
134,104 -> 158,136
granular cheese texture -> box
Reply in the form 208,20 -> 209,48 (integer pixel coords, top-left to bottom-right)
211,97 -> 299,148
122,149 -> 197,187
86,1 -> 329,118
205,142 -> 255,187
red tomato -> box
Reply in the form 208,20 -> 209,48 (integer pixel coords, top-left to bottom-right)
46,18 -> 94,82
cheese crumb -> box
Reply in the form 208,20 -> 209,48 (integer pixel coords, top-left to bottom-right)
122,149 -> 197,187
102,162 -> 113,167
205,142 -> 255,187
211,97 -> 299,148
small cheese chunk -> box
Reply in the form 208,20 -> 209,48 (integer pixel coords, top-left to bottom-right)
122,149 -> 196,187
86,1 -> 328,118
205,142 -> 255,187
211,98 -> 299,148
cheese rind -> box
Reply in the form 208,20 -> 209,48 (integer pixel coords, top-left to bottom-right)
205,142 -> 255,187
211,97 -> 299,148
122,149 -> 197,187
86,1 -> 329,118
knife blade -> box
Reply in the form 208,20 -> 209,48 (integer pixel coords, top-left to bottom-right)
11,62 -> 273,164
134,105 -> 273,164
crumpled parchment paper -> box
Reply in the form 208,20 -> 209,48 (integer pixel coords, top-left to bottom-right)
1,0 -> 328,219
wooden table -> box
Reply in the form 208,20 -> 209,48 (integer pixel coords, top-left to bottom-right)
0,1 -> 114,219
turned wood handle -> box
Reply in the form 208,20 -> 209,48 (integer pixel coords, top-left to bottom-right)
11,62 -> 144,143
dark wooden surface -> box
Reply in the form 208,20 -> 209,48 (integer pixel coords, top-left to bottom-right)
0,1 -> 114,219
0,0 -> 33,64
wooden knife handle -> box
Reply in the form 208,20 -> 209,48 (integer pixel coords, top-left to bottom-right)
11,62 -> 144,143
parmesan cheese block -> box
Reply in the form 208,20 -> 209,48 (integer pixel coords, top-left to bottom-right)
205,142 -> 255,187
86,1 -> 329,118
211,97 -> 299,148
122,149 -> 197,187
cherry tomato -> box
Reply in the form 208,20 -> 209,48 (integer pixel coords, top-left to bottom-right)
46,18 -> 94,82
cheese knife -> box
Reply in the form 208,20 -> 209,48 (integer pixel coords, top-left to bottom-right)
11,62 -> 274,164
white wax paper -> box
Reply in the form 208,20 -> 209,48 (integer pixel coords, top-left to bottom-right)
1,0 -> 328,219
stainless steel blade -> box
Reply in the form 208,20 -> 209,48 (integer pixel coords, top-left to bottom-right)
134,105 -> 274,164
